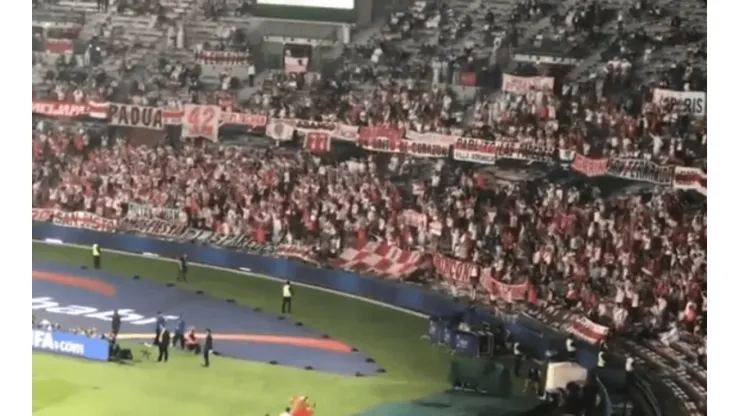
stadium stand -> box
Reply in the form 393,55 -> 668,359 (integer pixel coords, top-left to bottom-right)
31,0 -> 707,414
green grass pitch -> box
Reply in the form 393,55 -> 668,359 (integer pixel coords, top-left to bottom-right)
32,243 -> 528,415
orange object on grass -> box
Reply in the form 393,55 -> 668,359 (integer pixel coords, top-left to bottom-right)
290,396 -> 315,416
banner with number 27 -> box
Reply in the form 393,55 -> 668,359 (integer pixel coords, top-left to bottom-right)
181,105 -> 222,141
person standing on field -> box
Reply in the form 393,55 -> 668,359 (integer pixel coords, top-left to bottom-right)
282,281 -> 293,314
177,254 -> 188,282
203,329 -> 214,367
92,243 -> 101,269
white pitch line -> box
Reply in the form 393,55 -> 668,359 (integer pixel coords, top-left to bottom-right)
32,239 -> 429,319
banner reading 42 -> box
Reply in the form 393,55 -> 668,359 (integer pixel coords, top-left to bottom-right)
181,105 -> 223,141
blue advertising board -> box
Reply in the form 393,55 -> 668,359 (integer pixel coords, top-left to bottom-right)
32,222 -> 613,413
32,328 -> 110,361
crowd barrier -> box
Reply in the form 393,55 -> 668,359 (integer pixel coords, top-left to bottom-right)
33,222 -> 622,413
32,328 -> 110,361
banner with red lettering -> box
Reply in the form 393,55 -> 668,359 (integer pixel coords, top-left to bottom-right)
195,50 -> 249,66
359,137 -> 450,158
32,101 -> 89,118
568,316 -> 610,345
432,253 -> 475,285
405,131 -> 459,146
33,208 -> 118,232
480,270 -> 529,303
673,166 -> 707,195
303,132 -> 331,154
571,154 -> 609,177
453,138 -> 497,165
219,111 -> 268,129
181,105 -> 222,141
502,74 -> 555,94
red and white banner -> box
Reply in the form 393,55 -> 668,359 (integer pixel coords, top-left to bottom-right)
181,105 -> 222,141
571,154 -> 609,177
303,132 -> 330,154
359,137 -> 449,158
607,158 -> 675,185
494,141 -> 553,163
333,242 -> 425,278
359,127 -> 448,158
108,104 -> 164,130
219,111 -> 268,129
502,74 -> 555,94
45,39 -> 74,54
652,88 -> 706,117
276,244 -> 320,265
480,270 -> 529,303
34,99 -> 266,130
457,71 -> 476,87
401,210 -> 427,229
405,131 -> 459,146
432,253 -> 476,285
266,121 -> 296,141
195,50 -> 249,66
288,120 -> 359,142
32,101 -> 88,118
673,166 -> 707,195
568,316 -> 610,345
284,56 -> 308,73
452,138 -> 497,165
33,208 -> 118,232
32,208 -> 55,222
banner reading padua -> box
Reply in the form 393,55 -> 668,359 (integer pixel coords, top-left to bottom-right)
181,105 -> 222,141
108,104 -> 164,130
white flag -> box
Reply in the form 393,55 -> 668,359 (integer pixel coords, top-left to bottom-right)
266,121 -> 295,142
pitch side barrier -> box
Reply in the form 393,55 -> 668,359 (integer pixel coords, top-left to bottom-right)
34,223 -> 642,415
32,328 -> 110,361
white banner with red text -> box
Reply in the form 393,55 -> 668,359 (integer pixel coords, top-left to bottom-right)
652,88 -> 706,117
358,126 -> 450,158
432,253 -> 529,302
181,105 -> 223,141
672,166 -> 707,195
33,208 -> 118,232
195,50 -> 249,67
502,74 -> 555,94
567,316 -> 610,345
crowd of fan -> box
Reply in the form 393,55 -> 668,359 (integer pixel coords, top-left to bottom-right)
31,0 -> 707,360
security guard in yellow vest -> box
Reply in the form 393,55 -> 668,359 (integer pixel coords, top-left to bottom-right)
92,244 -> 101,269
513,341 -> 523,376
597,350 -> 606,368
281,281 -> 293,314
